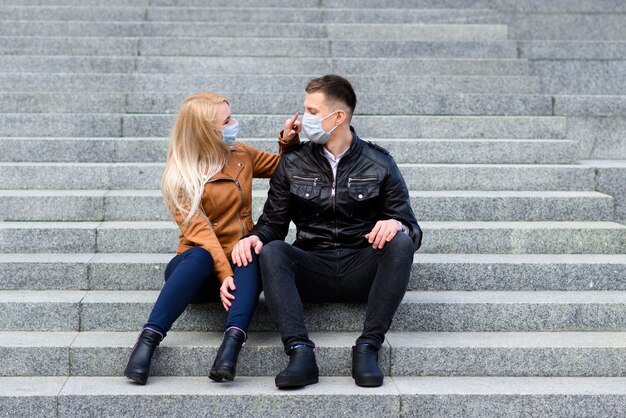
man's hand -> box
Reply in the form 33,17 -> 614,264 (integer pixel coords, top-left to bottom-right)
232,235 -> 264,267
365,219 -> 402,250
281,112 -> 301,142
220,276 -> 235,311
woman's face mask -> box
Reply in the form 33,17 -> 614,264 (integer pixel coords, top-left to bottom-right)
221,119 -> 239,143
301,111 -> 338,144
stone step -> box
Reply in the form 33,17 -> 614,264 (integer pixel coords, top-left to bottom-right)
0,114 -> 567,138
0,74 -> 541,94
0,93 -> 553,116
1,331 -> 624,377
140,38 -> 519,58
0,163 -> 595,191
2,375 -> 624,418
0,36 -> 520,58
493,0 -> 626,13
0,136 -> 576,162
2,375 -> 625,418
0,137 -> 577,164
123,115 -> 567,139
0,21 -> 509,41
0,36 -> 139,56
0,190 -> 613,222
0,56 -> 532,75
583,160 -> 626,223
1,289 -> 625,332
503,14 -> 626,41
0,221 -> 623,254
147,7 -> 500,24
3,253 -> 625,291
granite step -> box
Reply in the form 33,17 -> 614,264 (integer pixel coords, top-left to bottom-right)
0,221 -> 624,255
0,137 -> 578,164
132,57 -> 531,76
0,163 -> 596,191
1,375 -> 624,418
0,21 -> 509,41
1,331 -> 624,377
138,38 -> 519,58
0,114 -> 567,138
122,115 -> 568,139
0,56 -> 531,76
0,190 -> 613,222
0,73 -> 541,94
493,0 -> 626,13
1,289 -> 625,332
0,36 -> 520,58
3,253 -> 624,291
0,93 -> 553,116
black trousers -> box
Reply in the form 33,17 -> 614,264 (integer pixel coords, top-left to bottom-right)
259,233 -> 414,351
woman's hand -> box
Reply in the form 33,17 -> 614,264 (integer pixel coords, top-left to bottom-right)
281,112 -> 301,142
220,276 -> 236,311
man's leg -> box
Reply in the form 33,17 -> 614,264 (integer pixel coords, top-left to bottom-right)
259,241 -> 336,348
339,233 -> 415,348
259,241 -> 336,388
338,233 -> 415,387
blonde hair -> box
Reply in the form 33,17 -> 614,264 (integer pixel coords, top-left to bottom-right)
162,92 -> 231,226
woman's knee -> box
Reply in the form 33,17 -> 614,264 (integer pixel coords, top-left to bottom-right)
183,247 -> 215,268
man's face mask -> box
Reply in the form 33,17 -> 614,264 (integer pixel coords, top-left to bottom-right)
301,111 -> 338,144
221,119 -> 239,143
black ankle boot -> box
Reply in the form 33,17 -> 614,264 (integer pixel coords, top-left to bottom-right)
124,328 -> 163,385
209,327 -> 247,382
275,344 -> 319,388
352,343 -> 383,387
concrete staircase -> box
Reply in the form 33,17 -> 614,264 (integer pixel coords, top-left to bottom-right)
0,0 -> 625,416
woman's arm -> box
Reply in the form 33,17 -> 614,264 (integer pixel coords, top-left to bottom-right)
172,207 -> 234,283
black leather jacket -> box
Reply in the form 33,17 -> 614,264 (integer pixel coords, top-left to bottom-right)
251,128 -> 422,252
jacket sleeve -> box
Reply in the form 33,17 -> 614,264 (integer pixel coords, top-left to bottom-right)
249,156 -> 292,244
380,159 -> 422,251
243,133 -> 300,179
172,206 -> 234,283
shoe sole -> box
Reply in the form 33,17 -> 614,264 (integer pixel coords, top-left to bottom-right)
209,368 -> 234,382
124,369 -> 147,385
354,377 -> 383,387
275,376 -> 319,389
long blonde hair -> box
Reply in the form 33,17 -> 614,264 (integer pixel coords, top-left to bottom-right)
162,92 -> 231,226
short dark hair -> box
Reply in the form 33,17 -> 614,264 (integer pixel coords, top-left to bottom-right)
306,74 -> 357,116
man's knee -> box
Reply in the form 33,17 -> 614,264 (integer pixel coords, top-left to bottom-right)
260,240 -> 291,262
386,233 -> 414,256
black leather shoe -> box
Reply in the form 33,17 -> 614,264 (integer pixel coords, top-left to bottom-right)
352,343 -> 383,387
124,328 -> 163,385
209,327 -> 247,382
275,345 -> 319,388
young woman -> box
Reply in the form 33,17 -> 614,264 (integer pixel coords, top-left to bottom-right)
124,92 -> 300,385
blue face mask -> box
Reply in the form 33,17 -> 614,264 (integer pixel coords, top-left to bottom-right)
221,119 -> 239,143
301,111 -> 338,144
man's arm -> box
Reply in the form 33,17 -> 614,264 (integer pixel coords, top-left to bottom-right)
367,159 -> 422,251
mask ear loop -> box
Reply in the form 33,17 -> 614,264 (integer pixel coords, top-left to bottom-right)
324,111 -> 340,135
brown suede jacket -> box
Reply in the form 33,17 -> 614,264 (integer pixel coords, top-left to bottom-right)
173,137 -> 298,282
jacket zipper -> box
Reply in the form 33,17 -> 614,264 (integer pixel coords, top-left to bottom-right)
348,177 -> 377,188
293,175 -> 319,187
234,179 -> 245,237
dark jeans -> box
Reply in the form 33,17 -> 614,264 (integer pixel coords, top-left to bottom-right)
259,233 -> 414,351
144,247 -> 262,337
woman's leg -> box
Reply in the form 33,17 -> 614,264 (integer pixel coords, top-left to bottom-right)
209,252 -> 262,382
225,251 -> 263,333
126,247 -> 216,385
144,247 -> 217,336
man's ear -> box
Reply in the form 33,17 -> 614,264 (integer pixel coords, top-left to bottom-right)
336,109 -> 349,125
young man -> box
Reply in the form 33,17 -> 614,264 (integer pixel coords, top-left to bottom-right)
232,74 -> 422,388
